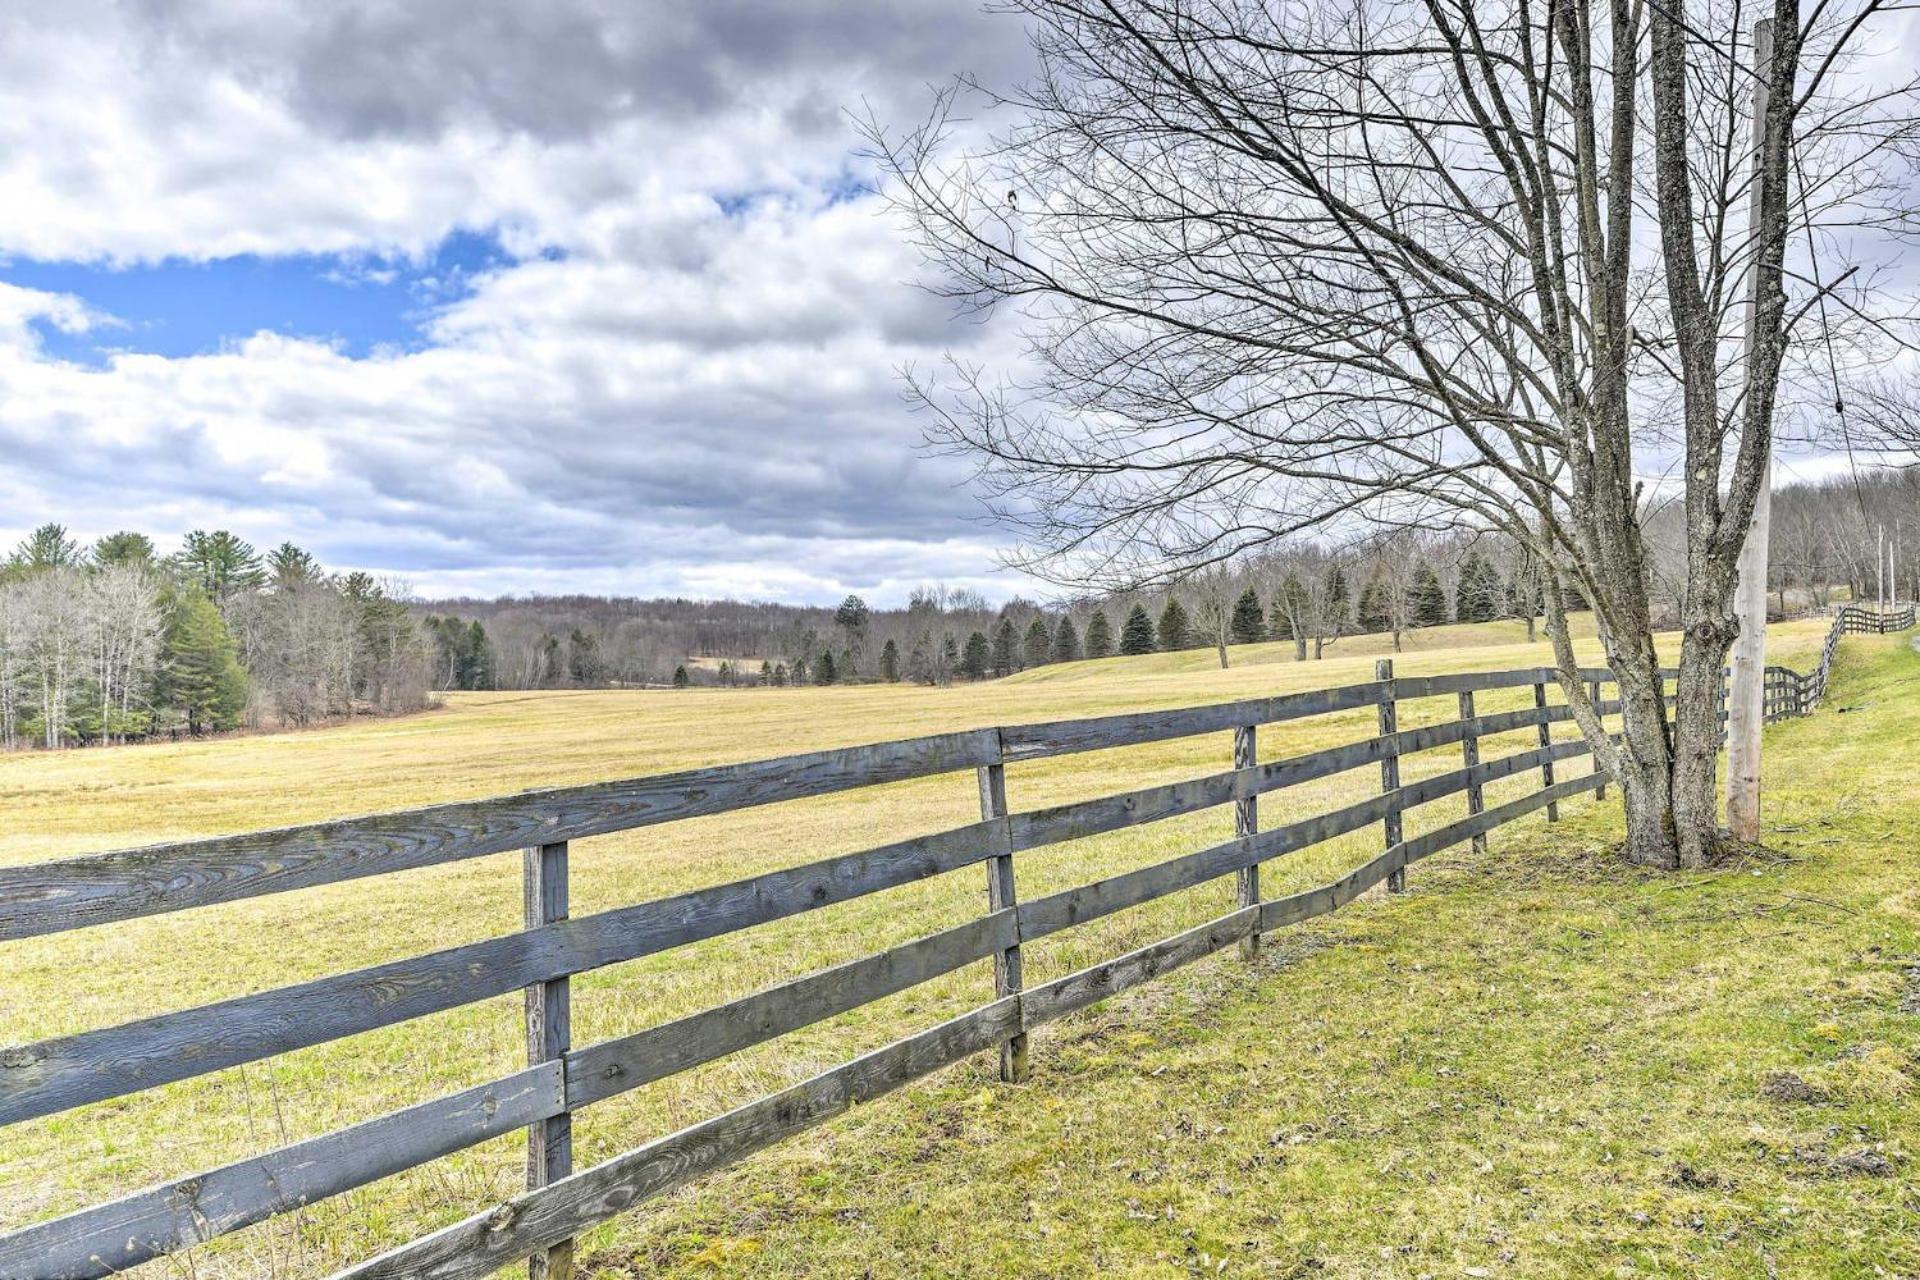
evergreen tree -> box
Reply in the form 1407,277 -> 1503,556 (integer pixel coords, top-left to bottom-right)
1119,603 -> 1156,655
992,617 -> 1020,674
1409,563 -> 1449,626
815,650 -> 837,685
962,630 -> 991,679
92,531 -> 156,568
1156,597 -> 1190,651
880,638 -> 900,681
1084,609 -> 1114,658
162,590 -> 248,734
1024,616 -> 1053,667
567,629 -> 604,685
1051,615 -> 1081,662
791,654 -> 810,685
1322,566 -> 1351,634
459,620 -> 495,690
267,542 -> 321,590
176,530 -> 266,601
1454,552 -> 1502,622
1356,579 -> 1391,633
772,662 -> 788,687
672,665 -> 690,688
759,660 -> 774,685
940,633 -> 960,679
9,523 -> 83,575
1228,588 -> 1266,645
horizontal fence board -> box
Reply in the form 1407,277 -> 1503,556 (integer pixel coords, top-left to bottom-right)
999,680 -> 1387,761
6,1064 -> 564,1280
1009,736 -> 1387,850
331,1000 -> 1025,1280
566,911 -> 1016,1108
1016,790 -> 1398,942
0,820 -> 1004,1126
0,731 -> 1001,942
1020,906 -> 1259,1026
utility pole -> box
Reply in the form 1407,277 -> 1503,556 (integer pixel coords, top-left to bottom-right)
1727,17 -> 1775,844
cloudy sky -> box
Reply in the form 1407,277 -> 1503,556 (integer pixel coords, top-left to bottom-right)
0,0 -> 1038,604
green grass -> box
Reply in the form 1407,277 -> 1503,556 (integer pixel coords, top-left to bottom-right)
1,617 -> 1912,1279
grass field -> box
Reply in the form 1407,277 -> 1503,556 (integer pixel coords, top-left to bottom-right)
2,616 -> 1914,1278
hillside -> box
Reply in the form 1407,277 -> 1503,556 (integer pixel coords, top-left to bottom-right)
0,617 -> 1909,1279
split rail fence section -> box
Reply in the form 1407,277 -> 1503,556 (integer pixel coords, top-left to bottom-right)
1763,603 -> 1913,722
4,661 -> 1669,1280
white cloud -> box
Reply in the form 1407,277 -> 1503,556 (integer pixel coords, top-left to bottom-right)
0,0 -> 1041,604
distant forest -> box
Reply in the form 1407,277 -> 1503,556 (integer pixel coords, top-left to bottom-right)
422,470 -> 1920,693
1,470 -> 1911,748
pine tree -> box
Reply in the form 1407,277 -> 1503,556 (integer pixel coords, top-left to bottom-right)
1410,563 -> 1449,627
880,638 -> 900,681
1156,597 -> 1190,650
162,591 -> 248,734
672,665 -> 690,688
267,542 -> 320,590
459,620 -> 495,690
791,654 -> 809,685
1052,615 -> 1081,662
1119,603 -> 1156,655
1356,579 -> 1390,633
772,662 -> 788,687
1228,587 -> 1266,645
176,530 -> 266,601
1024,617 -> 1053,667
1454,551 -> 1501,622
92,531 -> 156,568
992,617 -> 1020,674
759,660 -> 774,685
962,630 -> 991,679
9,523 -> 83,574
1322,566 -> 1350,635
1084,609 -> 1114,658
815,651 -> 837,685
567,629 -> 604,685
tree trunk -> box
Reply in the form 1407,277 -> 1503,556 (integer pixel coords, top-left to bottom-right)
1215,636 -> 1229,668
1293,636 -> 1307,661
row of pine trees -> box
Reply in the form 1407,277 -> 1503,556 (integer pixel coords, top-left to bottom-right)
664,548 -> 1556,689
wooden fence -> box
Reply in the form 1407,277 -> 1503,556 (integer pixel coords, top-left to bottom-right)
1763,603 -> 1913,722
3,660 -> 1681,1280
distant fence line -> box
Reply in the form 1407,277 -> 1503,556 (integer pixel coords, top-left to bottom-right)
1763,603 -> 1914,722
0,636 -> 1855,1280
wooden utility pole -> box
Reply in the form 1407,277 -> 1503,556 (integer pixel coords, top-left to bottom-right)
1727,17 -> 1775,844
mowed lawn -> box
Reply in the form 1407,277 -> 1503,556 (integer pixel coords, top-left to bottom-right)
2,616 -> 1914,1278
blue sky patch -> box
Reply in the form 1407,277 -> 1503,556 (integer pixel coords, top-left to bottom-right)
5,229 -> 520,366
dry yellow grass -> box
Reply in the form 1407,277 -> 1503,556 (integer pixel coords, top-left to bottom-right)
0,614 -> 1877,1279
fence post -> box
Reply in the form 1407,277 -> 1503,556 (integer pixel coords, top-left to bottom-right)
1590,678 -> 1607,801
1532,678 -> 1558,821
1458,689 -> 1486,852
977,736 -> 1028,1083
1234,723 -> 1260,958
524,840 -> 573,1280
1376,659 -> 1405,893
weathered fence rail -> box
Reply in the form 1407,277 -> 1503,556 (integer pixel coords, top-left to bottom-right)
1764,603 -> 1913,722
3,661 -> 1690,1279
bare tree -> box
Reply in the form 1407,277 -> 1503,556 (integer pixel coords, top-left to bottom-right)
1186,562 -> 1241,667
877,0 -> 1920,867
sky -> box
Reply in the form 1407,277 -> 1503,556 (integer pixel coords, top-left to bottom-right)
0,0 -> 1040,605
